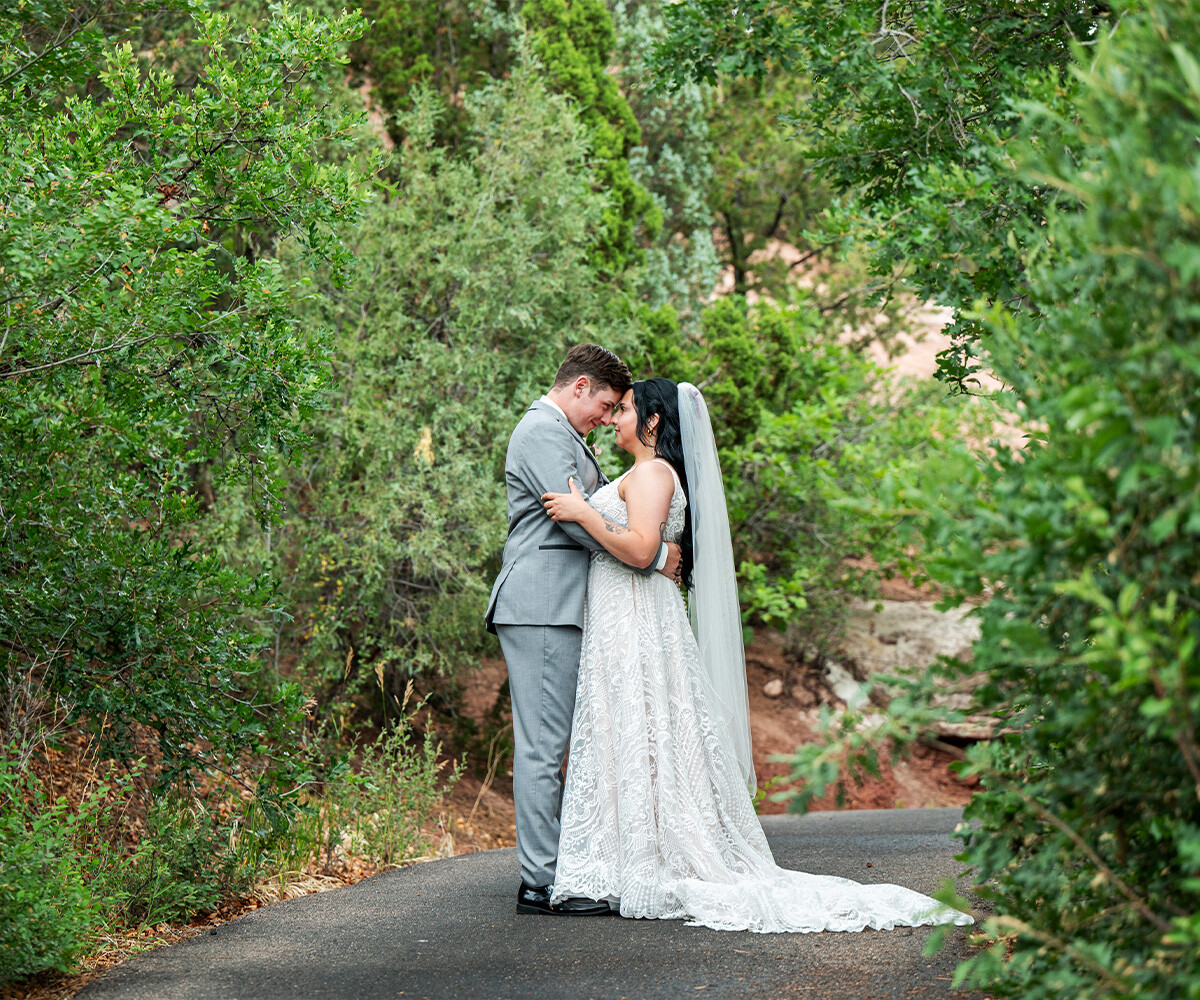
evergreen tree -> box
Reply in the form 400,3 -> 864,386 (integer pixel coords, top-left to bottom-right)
524,0 -> 660,274
609,0 -> 719,327
215,65 -> 639,707
351,0 -> 516,148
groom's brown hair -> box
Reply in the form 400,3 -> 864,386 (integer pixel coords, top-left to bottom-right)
552,344 -> 632,396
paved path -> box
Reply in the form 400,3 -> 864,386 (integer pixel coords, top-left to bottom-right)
79,808 -> 983,1000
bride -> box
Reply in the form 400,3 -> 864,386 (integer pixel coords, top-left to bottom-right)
541,378 -> 974,933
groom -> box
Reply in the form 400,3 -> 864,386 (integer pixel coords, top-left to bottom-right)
486,344 -> 680,916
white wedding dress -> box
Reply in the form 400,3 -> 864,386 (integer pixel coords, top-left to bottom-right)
551,462 -> 974,933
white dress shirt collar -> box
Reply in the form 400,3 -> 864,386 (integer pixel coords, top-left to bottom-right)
539,394 -> 585,441
539,394 -> 568,421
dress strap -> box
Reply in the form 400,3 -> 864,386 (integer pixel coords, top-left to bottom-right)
649,457 -> 680,481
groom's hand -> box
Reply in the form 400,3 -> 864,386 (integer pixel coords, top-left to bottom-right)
542,478 -> 590,522
657,542 -> 682,584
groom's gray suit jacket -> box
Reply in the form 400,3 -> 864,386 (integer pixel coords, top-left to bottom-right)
485,400 -> 610,633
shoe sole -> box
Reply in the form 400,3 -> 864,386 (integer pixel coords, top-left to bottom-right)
515,903 -> 612,916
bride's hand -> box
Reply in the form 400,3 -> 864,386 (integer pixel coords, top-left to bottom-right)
542,479 -> 590,523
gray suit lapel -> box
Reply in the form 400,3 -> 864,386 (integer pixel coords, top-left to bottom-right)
530,400 -> 605,487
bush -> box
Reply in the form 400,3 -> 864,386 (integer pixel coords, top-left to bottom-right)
94,792 -> 253,929
778,3 -> 1200,996
640,296 -> 990,661
1,750 -> 259,984
237,688 -> 460,876
0,754 -> 99,986
332,703 -> 460,867
0,0 -> 370,789
943,7 -> 1200,995
0,705 -> 454,989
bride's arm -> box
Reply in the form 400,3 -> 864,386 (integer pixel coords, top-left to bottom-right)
543,462 -> 674,568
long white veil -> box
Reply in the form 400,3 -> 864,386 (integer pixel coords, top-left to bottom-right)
677,382 -> 756,794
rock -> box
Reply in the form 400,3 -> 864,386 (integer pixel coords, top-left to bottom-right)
783,598 -> 996,739
842,600 -> 980,673
930,717 -> 1001,740
763,678 -> 785,698
791,685 -> 817,708
854,712 -> 886,732
824,659 -> 868,710
797,707 -> 821,727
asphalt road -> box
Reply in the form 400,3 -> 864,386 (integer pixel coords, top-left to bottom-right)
78,807 -> 985,1000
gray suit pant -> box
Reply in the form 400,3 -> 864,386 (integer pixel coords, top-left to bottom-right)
496,623 -> 582,888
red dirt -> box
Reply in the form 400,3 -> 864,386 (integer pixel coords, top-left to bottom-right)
743,629 -> 974,815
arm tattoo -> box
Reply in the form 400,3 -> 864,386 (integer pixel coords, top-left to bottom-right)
603,519 -> 630,536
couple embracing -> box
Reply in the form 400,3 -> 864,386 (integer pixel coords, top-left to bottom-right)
485,345 -> 973,934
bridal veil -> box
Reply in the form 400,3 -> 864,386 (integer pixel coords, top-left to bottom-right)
677,382 -> 756,794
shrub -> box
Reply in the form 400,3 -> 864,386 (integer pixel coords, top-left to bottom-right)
334,705 -> 461,867
777,3 -> 1200,996
0,0 -> 370,789
641,296 -> 990,662
94,792 -> 253,929
237,688 -> 460,876
0,754 -> 99,986
943,7 -> 1200,994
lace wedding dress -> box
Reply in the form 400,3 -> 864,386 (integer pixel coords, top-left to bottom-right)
551,462 -> 974,933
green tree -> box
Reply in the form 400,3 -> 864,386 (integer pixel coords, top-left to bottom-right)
609,0 -> 720,326
706,71 -> 825,299
656,0 -> 1109,389
349,2 -> 659,279
754,3 -> 1200,996
938,8 -> 1200,994
524,0 -> 660,274
0,0 -> 371,780
211,65 -> 637,713
637,296 -> 986,665
350,0 -> 517,148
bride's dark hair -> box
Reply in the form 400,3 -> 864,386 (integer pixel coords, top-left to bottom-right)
632,377 -> 694,589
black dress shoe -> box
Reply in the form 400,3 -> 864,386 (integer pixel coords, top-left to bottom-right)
516,881 -> 612,916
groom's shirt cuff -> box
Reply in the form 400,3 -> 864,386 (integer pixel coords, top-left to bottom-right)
653,542 -> 668,572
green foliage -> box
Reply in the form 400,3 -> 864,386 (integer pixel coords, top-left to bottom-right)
656,0 -> 1106,388
943,8 -> 1200,994
1,754 -> 252,984
0,0 -> 178,109
237,691 -> 459,874
608,0 -> 720,326
353,1 -> 708,303
639,296 -> 985,658
0,700 -> 454,985
0,755 -> 101,985
523,0 -> 660,274
0,1 -> 371,782
352,0 -> 664,273
350,0 -> 516,148
95,791 -> 252,929
706,71 -> 826,298
652,0 -> 803,86
324,704 -> 460,867
766,3 -> 1200,997
211,66 -> 638,706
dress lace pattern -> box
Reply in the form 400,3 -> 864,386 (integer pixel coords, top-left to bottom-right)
551,463 -> 973,933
